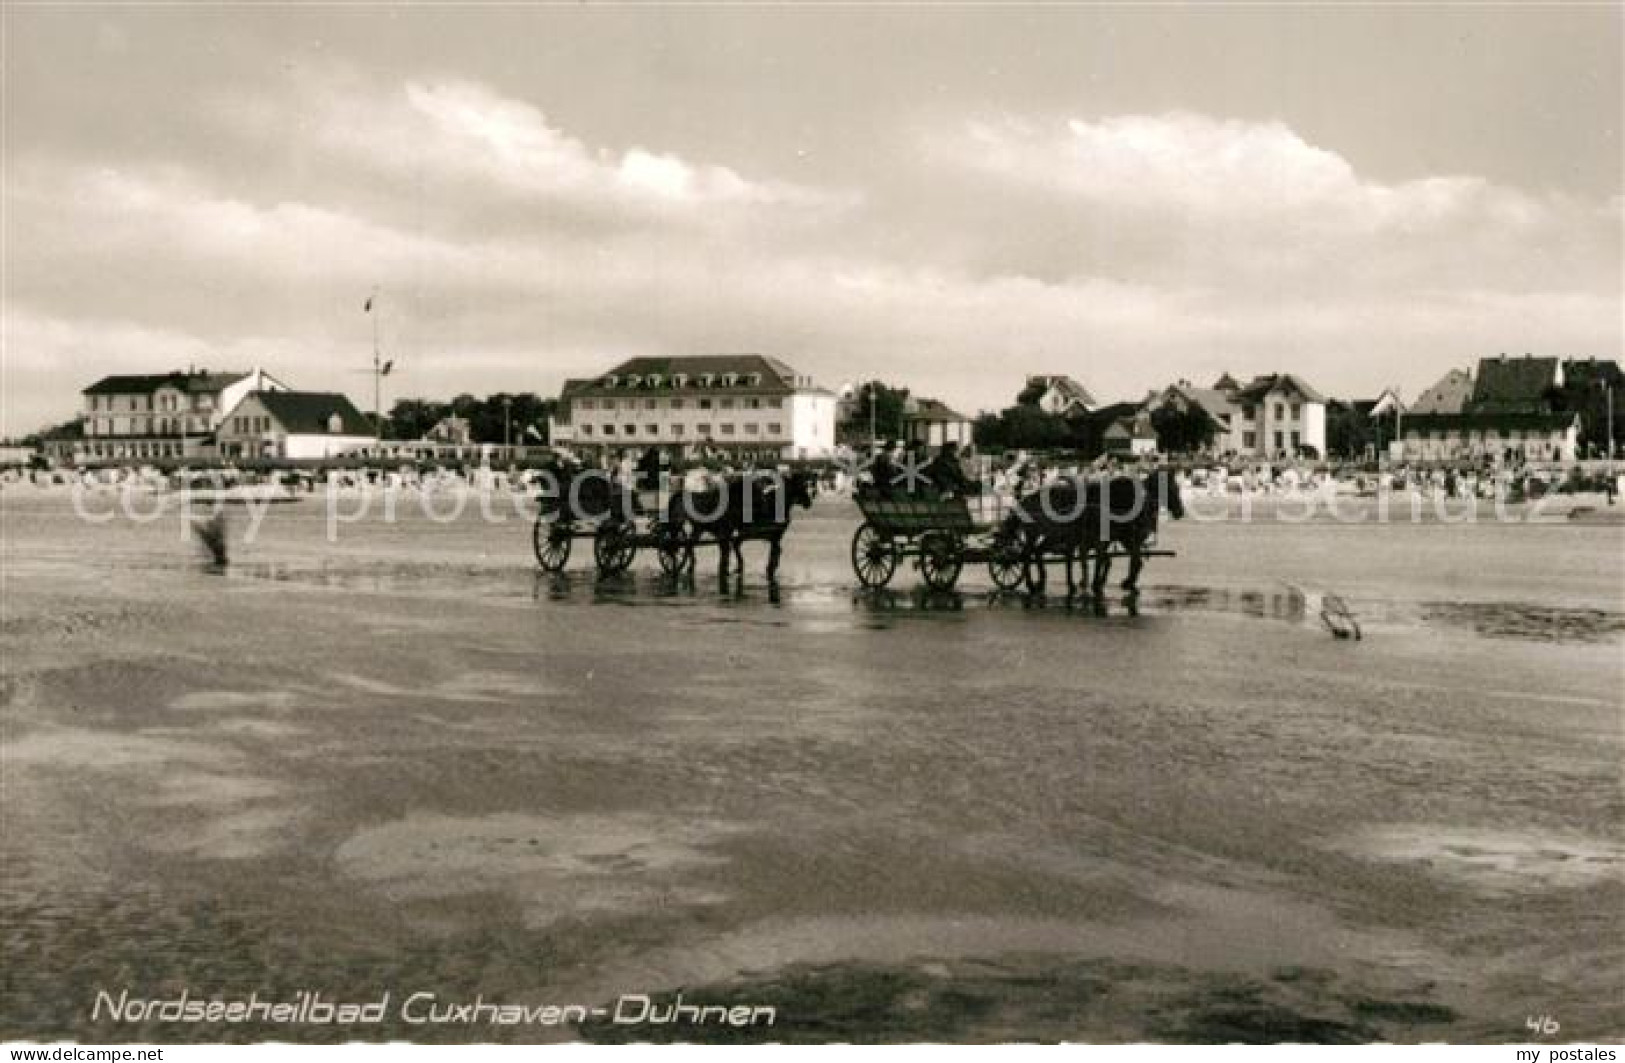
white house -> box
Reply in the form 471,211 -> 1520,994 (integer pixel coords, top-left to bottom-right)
550,354 -> 838,460
900,398 -> 974,449
216,390 -> 374,460
1227,373 -> 1328,458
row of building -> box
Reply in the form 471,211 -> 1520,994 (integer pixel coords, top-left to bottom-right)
45,351 -> 1616,466
64,368 -> 377,463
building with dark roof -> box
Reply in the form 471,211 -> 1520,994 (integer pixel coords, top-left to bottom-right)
217,390 -> 374,460
549,354 -> 837,459
78,367 -> 288,463
1469,355 -> 1563,413
1397,410 -> 1579,463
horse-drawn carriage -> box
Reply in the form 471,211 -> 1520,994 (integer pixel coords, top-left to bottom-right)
532,467 -> 817,580
850,469 -> 1184,595
850,490 -> 1028,591
531,473 -> 690,577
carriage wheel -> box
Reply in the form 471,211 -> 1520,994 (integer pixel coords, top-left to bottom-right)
985,528 -> 1026,591
918,531 -> 964,592
593,521 -> 637,576
850,523 -> 899,588
655,521 -> 693,576
533,519 -> 573,572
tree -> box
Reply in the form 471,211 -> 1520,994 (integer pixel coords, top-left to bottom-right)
994,404 -> 1073,450
1149,404 -> 1216,454
386,398 -> 449,441
838,382 -> 910,444
385,393 -> 558,444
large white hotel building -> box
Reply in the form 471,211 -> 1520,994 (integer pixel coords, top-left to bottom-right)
549,355 -> 839,460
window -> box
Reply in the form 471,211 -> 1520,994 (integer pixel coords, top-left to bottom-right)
768,398 -> 783,409
1243,406 -> 1256,421
644,398 -> 657,410
699,398 -> 713,410
1274,431 -> 1284,451
1290,403 -> 1301,418
646,424 -> 659,435
580,425 -> 593,436
602,424 -> 615,435
671,424 -> 685,437
578,399 -> 595,411
745,423 -> 760,435
720,423 -> 736,435
720,398 -> 735,410
767,423 -> 782,436
1274,403 -> 1285,420
697,424 -> 712,436
670,398 -> 684,410
746,398 -> 761,409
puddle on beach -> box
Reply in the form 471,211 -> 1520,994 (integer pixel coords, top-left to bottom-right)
1328,826 -> 1625,893
102,554 -> 1619,645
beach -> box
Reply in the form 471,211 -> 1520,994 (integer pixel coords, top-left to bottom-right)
2,488 -> 1621,1042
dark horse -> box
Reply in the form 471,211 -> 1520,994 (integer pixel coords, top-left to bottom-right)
670,470 -> 818,582
1004,469 -> 1184,596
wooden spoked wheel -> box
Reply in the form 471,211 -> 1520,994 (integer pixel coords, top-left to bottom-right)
593,521 -> 637,576
985,528 -> 1027,591
918,530 -> 965,592
655,521 -> 693,576
850,522 -> 899,589
533,519 -> 573,572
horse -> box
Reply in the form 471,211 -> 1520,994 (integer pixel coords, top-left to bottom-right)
669,469 -> 818,582
1004,469 -> 1185,596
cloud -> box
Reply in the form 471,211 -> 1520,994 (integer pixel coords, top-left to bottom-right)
927,111 -> 1620,295
2,80 -> 1617,434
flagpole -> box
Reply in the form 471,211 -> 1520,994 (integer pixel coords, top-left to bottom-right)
370,290 -> 381,454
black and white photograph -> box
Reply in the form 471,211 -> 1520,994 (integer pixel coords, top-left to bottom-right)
1,1 -> 1621,1049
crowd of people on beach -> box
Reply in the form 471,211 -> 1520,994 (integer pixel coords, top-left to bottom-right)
2,441 -> 1618,507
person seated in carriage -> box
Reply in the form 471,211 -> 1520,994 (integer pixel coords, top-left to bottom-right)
861,440 -> 901,500
923,440 -> 976,498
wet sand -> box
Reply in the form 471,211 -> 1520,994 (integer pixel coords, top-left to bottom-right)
1,490 -> 1621,1042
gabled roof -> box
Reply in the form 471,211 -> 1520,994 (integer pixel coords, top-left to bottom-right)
1156,383 -> 1238,425
84,370 -> 247,396
1409,367 -> 1474,415
1471,355 -> 1561,411
1104,411 -> 1157,440
250,391 -> 371,435
1024,375 -> 1096,409
1233,373 -> 1327,404
1212,372 -> 1241,391
903,398 -> 971,423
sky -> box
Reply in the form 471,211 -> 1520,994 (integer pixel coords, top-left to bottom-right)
3,3 -> 1621,434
